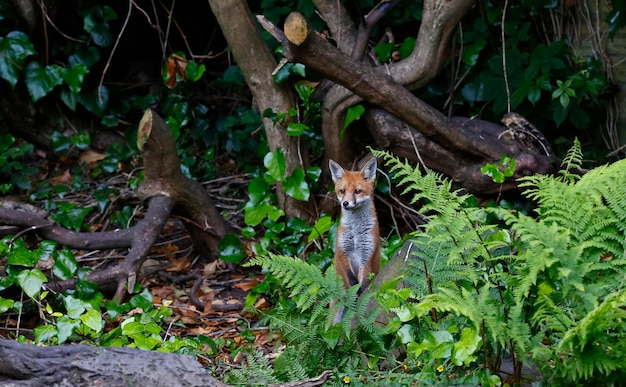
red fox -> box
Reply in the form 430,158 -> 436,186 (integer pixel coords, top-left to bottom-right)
329,158 -> 381,300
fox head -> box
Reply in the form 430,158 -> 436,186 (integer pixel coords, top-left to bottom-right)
329,158 -> 377,210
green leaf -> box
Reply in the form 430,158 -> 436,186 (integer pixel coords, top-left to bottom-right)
343,104 -> 365,130
79,86 -> 109,117
244,201 -> 284,226
264,150 -> 286,181
132,334 -> 163,350
527,85 -> 541,105
185,61 -> 206,82
56,315 -> 81,344
69,46 -> 100,68
451,328 -> 481,366
284,168 -> 310,201
84,13 -> 113,47
16,268 -> 47,298
0,31 -> 36,87
287,122 -> 308,136
62,63 -> 87,94
76,280 -> 99,300
36,240 -> 57,261
374,42 -> 395,62
34,324 -> 58,343
0,297 -> 14,313
218,234 -> 247,263
24,62 -> 64,102
50,131 -> 71,153
307,215 -> 333,242
129,288 -> 153,311
63,295 -> 86,319
70,131 -> 91,150
481,162 -> 505,184
80,309 -> 103,333
53,248 -> 79,280
320,324 -> 342,349
247,177 -> 268,205
7,248 -> 38,267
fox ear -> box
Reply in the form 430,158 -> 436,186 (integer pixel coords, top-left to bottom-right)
329,159 -> 345,182
360,158 -> 377,182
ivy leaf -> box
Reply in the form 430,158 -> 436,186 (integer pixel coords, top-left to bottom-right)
36,240 -> 57,261
7,248 -> 38,267
343,104 -> 365,130
50,131 -> 71,153
374,42 -> 395,63
33,324 -> 58,343
24,62 -> 64,102
247,177 -> 269,205
244,201 -> 284,226
308,215 -> 333,242
80,309 -> 103,333
284,168 -> 310,201
79,86 -> 108,117
0,31 -> 36,87
264,150 -> 286,182
64,295 -> 86,319
69,45 -> 100,68
218,234 -> 247,263
53,248 -> 79,280
287,122 -> 308,136
0,297 -> 14,314
57,315 -> 81,344
16,268 -> 47,298
70,131 -> 91,150
62,63 -> 88,94
185,61 -> 206,82
132,334 -> 163,350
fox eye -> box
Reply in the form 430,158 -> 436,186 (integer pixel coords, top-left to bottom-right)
354,189 -> 361,194
339,189 -> 345,194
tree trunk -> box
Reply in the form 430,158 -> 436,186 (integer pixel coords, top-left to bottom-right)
258,10 -> 555,194
0,339 -> 227,387
207,0 -> 317,222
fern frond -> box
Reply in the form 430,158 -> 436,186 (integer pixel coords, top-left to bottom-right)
558,137 -> 583,182
224,350 -> 280,386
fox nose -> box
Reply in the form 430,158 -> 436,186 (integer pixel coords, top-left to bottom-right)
342,201 -> 350,208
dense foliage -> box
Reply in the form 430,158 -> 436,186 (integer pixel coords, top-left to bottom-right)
1,0 -> 624,385
246,142 -> 626,385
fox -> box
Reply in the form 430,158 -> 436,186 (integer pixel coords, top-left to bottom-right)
329,158 -> 381,306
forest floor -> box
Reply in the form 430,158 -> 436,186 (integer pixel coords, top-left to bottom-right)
0,143 -> 274,380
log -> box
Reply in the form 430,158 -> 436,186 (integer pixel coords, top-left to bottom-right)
0,339 -> 228,387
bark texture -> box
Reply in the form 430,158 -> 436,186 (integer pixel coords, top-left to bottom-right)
0,339 -> 227,387
207,0 -> 316,221
258,9 -> 555,194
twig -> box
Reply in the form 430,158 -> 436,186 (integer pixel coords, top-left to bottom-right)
98,0 -> 133,103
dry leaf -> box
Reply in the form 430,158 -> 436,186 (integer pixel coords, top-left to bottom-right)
233,279 -> 259,291
78,149 -> 106,168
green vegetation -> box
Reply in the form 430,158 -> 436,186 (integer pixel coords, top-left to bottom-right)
242,143 -> 626,385
1,0 -> 625,385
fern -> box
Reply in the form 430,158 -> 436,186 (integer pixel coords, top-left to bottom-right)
373,144 -> 626,385
223,350 -> 280,386
243,253 -> 386,381
558,137 -> 583,182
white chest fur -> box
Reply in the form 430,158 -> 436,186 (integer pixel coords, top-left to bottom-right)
338,201 -> 377,275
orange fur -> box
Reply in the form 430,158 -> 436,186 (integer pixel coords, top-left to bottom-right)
329,158 -> 380,295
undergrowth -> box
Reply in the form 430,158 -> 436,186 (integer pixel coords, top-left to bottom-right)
237,141 -> 626,386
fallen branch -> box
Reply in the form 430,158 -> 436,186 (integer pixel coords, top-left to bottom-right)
0,109 -> 232,302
